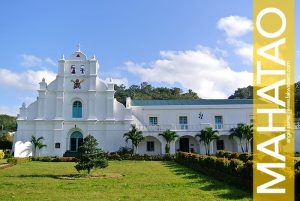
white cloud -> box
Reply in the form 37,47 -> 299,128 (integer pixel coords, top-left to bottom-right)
0,68 -> 56,91
235,45 -> 253,63
217,16 -> 253,63
0,105 -> 19,116
105,77 -> 128,86
126,48 -> 252,99
20,54 -> 56,68
45,58 -> 56,66
217,16 -> 252,38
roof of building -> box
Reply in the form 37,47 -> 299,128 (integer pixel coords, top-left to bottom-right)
131,99 -> 253,106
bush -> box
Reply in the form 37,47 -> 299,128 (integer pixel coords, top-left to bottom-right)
237,153 -> 252,162
7,157 -> 31,165
117,146 -> 133,155
215,151 -> 253,162
0,151 -> 4,159
175,152 -> 252,191
215,151 -> 241,160
4,151 -> 12,159
31,156 -> 77,162
106,152 -> 175,161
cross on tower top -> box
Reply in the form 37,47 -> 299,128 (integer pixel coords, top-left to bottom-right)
76,43 -> 81,52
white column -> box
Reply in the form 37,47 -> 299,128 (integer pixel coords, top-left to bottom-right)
55,92 -> 64,119
88,92 -> 96,120
170,141 -> 176,154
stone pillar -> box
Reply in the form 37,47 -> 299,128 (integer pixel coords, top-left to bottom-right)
58,56 -> 65,76
210,141 -> 214,155
106,79 -> 115,120
53,121 -> 64,156
19,103 -> 27,120
88,92 -> 96,120
55,92 -> 64,119
37,78 -> 47,119
170,141 -> 176,154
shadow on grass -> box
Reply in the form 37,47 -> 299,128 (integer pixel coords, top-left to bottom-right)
8,173 -> 123,180
10,174 -> 83,180
161,161 -> 252,200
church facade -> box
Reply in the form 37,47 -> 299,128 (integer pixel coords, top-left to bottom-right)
13,49 -> 271,157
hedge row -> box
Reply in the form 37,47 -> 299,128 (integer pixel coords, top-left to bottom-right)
31,156 -> 77,162
106,153 -> 174,161
29,154 -> 175,162
7,157 -> 31,165
215,151 -> 253,162
175,152 -> 252,191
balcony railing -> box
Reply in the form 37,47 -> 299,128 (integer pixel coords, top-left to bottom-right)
136,123 -> 211,132
136,123 -> 300,132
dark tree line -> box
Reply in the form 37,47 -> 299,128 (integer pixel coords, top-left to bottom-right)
0,114 -> 17,133
228,82 -> 300,118
115,82 -> 199,105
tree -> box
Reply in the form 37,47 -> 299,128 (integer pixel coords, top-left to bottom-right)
229,123 -> 253,153
0,114 -> 17,133
158,129 -> 178,154
243,124 -> 253,152
30,136 -> 47,156
75,134 -> 108,174
228,85 -> 253,99
123,125 -> 144,154
114,83 -> 200,105
195,127 -> 219,155
0,133 -> 13,150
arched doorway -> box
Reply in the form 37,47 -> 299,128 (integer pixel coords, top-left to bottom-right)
70,131 -> 83,152
137,136 -> 162,155
175,135 -> 200,153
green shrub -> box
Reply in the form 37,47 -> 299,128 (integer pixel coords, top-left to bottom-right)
106,153 -> 174,161
295,160 -> 300,170
31,156 -> 77,162
7,157 -> 31,165
237,153 -> 252,162
4,151 -> 12,159
215,150 -> 225,158
175,152 -> 252,191
0,151 -> 4,159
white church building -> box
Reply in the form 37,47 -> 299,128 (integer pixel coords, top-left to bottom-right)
13,48 -> 300,157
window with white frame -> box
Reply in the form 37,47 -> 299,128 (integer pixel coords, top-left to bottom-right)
149,117 -> 158,126
179,116 -> 188,130
146,141 -> 155,152
214,116 -> 223,129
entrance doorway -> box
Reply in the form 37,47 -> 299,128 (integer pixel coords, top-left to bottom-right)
70,131 -> 83,152
179,138 -> 189,152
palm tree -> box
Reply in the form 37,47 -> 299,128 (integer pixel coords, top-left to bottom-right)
30,136 -> 47,156
158,129 -> 178,154
229,123 -> 253,153
195,127 -> 219,155
123,125 -> 144,154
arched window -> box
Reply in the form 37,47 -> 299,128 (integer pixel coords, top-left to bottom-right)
72,101 -> 82,118
71,65 -> 76,74
70,131 -> 83,151
80,65 -> 85,74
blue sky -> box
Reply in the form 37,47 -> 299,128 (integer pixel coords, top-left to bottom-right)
0,1 -> 298,115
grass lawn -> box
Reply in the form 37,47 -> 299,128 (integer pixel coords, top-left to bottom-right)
0,161 -> 252,201
0,159 -> 7,164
